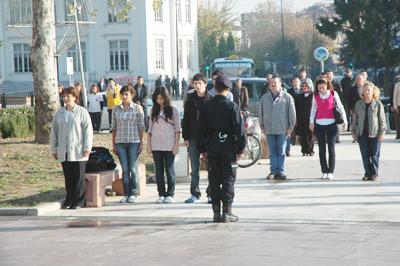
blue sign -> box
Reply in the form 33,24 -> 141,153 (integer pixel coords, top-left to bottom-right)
393,31 -> 400,48
314,47 -> 329,62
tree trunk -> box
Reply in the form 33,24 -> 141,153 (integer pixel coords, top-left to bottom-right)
31,0 -> 59,144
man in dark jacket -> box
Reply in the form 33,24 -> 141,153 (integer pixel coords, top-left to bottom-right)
165,75 -> 171,95
171,76 -> 179,99
182,73 -> 213,204
341,68 -> 354,130
197,74 -> 246,223
327,70 -> 343,143
133,76 -> 149,128
233,78 -> 249,111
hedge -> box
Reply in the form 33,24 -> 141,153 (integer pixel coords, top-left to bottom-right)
0,108 -> 35,138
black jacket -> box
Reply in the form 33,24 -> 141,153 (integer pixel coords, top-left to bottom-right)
349,84 -> 362,111
133,84 -> 148,107
295,92 -> 313,133
197,95 -> 246,158
182,91 -> 212,141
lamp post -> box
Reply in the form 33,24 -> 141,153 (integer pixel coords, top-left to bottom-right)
280,0 -> 285,61
175,0 -> 180,98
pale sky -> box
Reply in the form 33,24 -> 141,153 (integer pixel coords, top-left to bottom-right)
232,0 -> 332,15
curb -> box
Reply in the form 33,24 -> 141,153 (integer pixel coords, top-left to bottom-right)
0,201 -> 61,216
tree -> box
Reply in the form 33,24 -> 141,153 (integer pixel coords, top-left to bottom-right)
31,0 -> 59,144
317,0 -> 400,93
218,36 -> 227,58
226,32 -> 235,55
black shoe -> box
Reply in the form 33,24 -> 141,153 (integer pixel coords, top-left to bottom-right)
273,174 -> 280,180
221,203 -> 238,223
396,135 -> 400,140
69,205 -> 81,210
286,153 -> 290,157
212,203 -> 221,223
278,173 -> 287,180
267,173 -> 275,180
61,202 -> 70,209
336,140 -> 340,143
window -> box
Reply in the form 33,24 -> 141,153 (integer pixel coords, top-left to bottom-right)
13,44 -> 32,73
186,40 -> 193,69
178,39 -> 183,69
155,39 -> 164,69
177,0 -> 182,23
67,42 -> 87,72
65,0 -> 88,21
109,40 -> 129,71
9,0 -> 32,24
108,1 -> 128,23
185,0 -> 191,24
154,6 -> 163,22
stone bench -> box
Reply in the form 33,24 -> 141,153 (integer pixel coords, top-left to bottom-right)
85,164 -> 146,207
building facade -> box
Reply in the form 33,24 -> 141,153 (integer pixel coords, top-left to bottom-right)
0,0 -> 199,92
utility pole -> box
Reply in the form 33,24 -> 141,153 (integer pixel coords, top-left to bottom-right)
280,0 -> 285,61
175,0 -> 180,98
73,0 -> 87,108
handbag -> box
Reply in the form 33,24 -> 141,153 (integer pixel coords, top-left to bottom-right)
332,91 -> 344,124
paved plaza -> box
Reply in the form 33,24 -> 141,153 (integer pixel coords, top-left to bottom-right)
1,135 -> 400,265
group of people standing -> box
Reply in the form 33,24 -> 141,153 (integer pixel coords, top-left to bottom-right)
260,69 -> 386,183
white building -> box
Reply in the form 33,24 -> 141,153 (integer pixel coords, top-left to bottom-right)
0,0 -> 199,92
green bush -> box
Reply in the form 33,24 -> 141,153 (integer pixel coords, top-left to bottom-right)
0,108 -> 35,138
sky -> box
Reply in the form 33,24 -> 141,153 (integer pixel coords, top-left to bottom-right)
232,0 -> 332,15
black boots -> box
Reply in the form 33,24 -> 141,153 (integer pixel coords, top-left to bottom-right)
212,203 -> 221,223
221,203 -> 239,223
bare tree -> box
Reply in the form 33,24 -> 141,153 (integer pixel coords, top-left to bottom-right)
31,0 -> 59,144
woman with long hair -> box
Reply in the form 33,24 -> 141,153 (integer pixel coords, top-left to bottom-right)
309,78 -> 347,180
147,86 -> 181,204
351,82 -> 386,181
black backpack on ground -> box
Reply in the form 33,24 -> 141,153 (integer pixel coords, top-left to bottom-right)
85,147 -> 117,173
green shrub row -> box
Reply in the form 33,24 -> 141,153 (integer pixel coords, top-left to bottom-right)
0,108 -> 35,138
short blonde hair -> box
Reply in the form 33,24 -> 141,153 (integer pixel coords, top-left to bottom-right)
361,82 -> 380,100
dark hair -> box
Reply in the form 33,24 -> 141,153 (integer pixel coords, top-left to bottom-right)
314,78 -> 333,94
151,86 -> 173,122
119,85 -> 135,96
108,78 -> 115,83
299,68 -> 307,73
271,75 -> 282,83
212,70 -> 223,77
192,73 -> 207,84
90,84 -> 99,94
63,86 -> 79,101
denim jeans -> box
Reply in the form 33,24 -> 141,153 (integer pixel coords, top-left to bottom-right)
315,123 -> 337,174
152,151 -> 176,197
188,140 -> 201,198
116,143 -> 139,197
266,134 -> 287,174
285,136 -> 291,155
358,135 -> 381,177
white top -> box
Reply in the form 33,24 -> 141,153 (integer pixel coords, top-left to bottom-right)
87,93 -> 103,113
309,90 -> 347,125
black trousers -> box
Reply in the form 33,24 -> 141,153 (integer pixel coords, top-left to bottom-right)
315,123 -> 337,174
108,109 -> 113,128
61,160 -> 87,207
89,112 -> 102,131
208,156 -> 236,204
299,127 -> 314,154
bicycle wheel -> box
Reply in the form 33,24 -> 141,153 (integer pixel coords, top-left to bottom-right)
237,135 -> 261,168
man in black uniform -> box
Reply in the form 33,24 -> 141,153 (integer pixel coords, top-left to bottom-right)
198,74 -> 246,223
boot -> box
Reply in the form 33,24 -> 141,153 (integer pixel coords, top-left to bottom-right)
221,203 -> 239,223
212,202 -> 221,223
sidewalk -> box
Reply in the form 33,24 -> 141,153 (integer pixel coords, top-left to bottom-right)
45,135 -> 400,224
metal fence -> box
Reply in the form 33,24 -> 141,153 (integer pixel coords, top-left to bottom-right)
0,91 -> 34,108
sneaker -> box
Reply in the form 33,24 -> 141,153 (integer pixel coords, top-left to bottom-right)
156,196 -> 165,204
184,195 -> 199,203
267,173 -> 275,180
119,196 -> 128,203
278,173 -> 287,180
327,173 -> 334,180
163,196 -> 174,203
321,173 -> 328,179
127,195 -> 137,203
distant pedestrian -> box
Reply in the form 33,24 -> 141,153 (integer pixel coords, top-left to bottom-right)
51,86 -> 93,209
112,85 -> 145,204
261,73 -> 273,96
74,82 -> 84,106
392,76 -> 400,139
58,84 -> 64,106
165,75 -> 171,95
352,82 -> 386,181
208,70 -> 234,101
133,76 -> 149,129
87,84 -> 103,132
327,70 -> 344,143
259,75 -> 296,180
233,78 -> 249,111
147,87 -> 181,204
106,78 -> 122,130
309,78 -> 347,180
155,75 -> 163,88
341,68 -> 355,130
171,76 -> 179,99
296,80 -> 314,156
299,69 -> 314,92
286,77 -> 302,156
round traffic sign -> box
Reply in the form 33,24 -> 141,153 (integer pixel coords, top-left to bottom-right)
313,47 -> 330,62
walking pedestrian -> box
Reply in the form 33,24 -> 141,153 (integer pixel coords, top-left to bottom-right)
208,70 -> 233,101
147,87 -> 181,204
155,75 -> 163,88
171,76 -> 179,99
133,76 -> 149,129
351,82 -> 386,181
58,84 -> 64,106
296,80 -> 314,156
106,78 -> 121,131
197,74 -> 246,222
259,76 -> 296,180
299,69 -> 314,91
286,76 -> 302,156
87,84 -> 103,132
233,78 -> 249,111
309,78 -> 347,180
50,86 -> 93,209
392,76 -> 400,139
182,73 -> 213,204
341,68 -> 355,131
112,85 -> 145,204
164,75 -> 171,95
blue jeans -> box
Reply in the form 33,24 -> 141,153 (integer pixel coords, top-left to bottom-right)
285,136 -> 291,155
358,135 -> 381,177
188,140 -> 201,198
116,143 -> 139,197
152,151 -> 176,197
267,134 -> 287,174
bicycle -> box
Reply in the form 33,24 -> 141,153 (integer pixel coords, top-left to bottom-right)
237,111 -> 262,168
